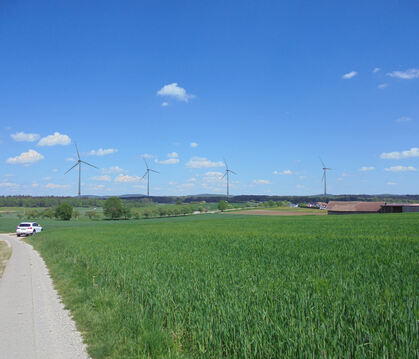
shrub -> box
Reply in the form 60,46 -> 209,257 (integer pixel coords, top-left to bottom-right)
218,200 -> 228,212
55,202 -> 73,221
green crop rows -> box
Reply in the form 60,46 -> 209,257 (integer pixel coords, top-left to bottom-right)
26,213 -> 418,358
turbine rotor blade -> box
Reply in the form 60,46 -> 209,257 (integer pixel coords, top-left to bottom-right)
230,170 -> 237,175
149,169 -> 159,174
221,172 -> 227,179
65,162 -> 79,174
223,158 -> 229,169
143,158 -> 149,169
319,156 -> 326,168
141,172 -> 148,179
81,160 -> 98,169
75,143 -> 81,160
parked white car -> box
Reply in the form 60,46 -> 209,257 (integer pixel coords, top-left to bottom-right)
16,222 -> 43,237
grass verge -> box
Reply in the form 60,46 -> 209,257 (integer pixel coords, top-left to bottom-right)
0,240 -> 12,278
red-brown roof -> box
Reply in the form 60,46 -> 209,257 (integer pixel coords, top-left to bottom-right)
327,201 -> 385,212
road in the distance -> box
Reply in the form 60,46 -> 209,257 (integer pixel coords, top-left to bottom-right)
0,233 -> 89,359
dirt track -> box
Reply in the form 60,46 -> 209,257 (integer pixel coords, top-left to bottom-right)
0,233 -> 89,359
229,209 -> 326,216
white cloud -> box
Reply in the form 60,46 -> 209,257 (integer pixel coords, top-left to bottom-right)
38,132 -> 71,146
190,142 -> 198,148
141,153 -> 155,159
203,171 -> 224,183
157,83 -> 195,102
11,132 -> 40,142
387,182 -> 397,185
162,102 -> 169,107
185,157 -> 224,168
156,158 -> 179,165
67,157 -> 75,162
91,175 -> 111,181
45,183 -> 71,189
88,148 -> 118,156
273,169 -> 293,175
115,174 -> 142,183
380,147 -> 419,160
253,179 -> 271,185
373,67 -> 381,73
102,166 -> 126,174
396,116 -> 413,123
378,83 -> 388,89
359,166 -> 375,172
342,71 -> 357,79
296,184 -> 305,189
385,166 -> 416,172
32,183 -> 39,187
51,168 -> 59,172
387,68 -> 419,80
167,152 -> 179,158
6,149 -> 44,165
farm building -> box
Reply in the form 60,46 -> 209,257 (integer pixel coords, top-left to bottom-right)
327,201 -> 419,215
327,201 -> 385,214
382,203 -> 419,213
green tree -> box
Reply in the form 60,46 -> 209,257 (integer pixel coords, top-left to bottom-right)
122,205 -> 132,220
218,200 -> 228,212
72,209 -> 80,220
86,210 -> 100,220
55,202 -> 73,221
103,197 -> 123,219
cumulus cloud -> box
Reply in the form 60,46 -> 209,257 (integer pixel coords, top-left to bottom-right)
359,166 -> 375,172
88,148 -> 118,156
190,142 -> 198,148
45,183 -> 71,189
203,171 -> 224,183
91,175 -> 111,181
102,166 -> 127,174
385,166 -> 416,172
273,169 -> 293,175
253,179 -> 271,185
167,152 -> 179,158
380,147 -> 419,160
386,68 -> 419,79
141,153 -> 155,159
377,83 -> 388,89
387,182 -> 397,185
157,83 -> 195,102
185,157 -> 224,169
115,174 -> 142,183
11,132 -> 40,142
342,71 -> 357,79
38,132 -> 71,146
156,158 -> 179,165
7,149 -> 44,165
373,67 -> 381,73
162,102 -> 169,107
396,116 -> 413,123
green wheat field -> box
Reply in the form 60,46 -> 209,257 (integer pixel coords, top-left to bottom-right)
7,213 -> 417,358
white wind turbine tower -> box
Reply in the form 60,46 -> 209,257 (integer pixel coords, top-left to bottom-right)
141,158 -> 159,197
221,159 -> 237,199
320,157 -> 332,196
65,143 -> 98,197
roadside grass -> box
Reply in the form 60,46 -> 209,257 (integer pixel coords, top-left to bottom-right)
0,240 -> 12,278
28,213 -> 419,358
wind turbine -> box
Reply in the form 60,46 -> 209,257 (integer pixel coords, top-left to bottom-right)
65,143 -> 98,197
141,158 -> 159,196
320,158 -> 332,196
221,159 -> 237,199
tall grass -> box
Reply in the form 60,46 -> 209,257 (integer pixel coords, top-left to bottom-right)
29,214 -> 418,358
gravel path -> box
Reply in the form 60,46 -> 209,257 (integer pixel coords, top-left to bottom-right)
0,233 -> 89,359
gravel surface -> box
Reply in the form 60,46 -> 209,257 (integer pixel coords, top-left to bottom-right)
0,233 -> 89,359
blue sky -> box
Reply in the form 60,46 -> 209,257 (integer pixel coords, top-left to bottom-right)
1,0 -> 418,196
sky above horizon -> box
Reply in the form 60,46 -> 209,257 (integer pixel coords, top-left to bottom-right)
1,0 -> 418,197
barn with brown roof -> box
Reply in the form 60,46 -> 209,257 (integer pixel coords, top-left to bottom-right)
327,201 -> 385,215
